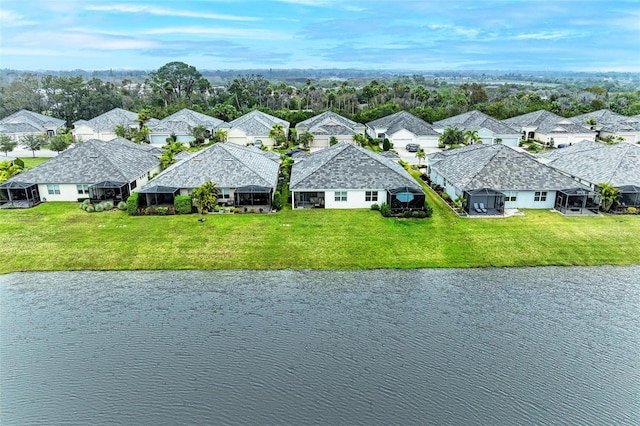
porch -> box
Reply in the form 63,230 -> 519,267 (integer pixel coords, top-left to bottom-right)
235,185 -> 273,212
464,188 -> 505,216
554,188 -> 599,216
0,181 -> 41,209
387,187 -> 426,212
89,181 -> 130,204
616,185 -> 640,210
293,191 -> 325,209
138,185 -> 179,208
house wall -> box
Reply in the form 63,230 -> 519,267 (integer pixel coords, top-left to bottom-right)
73,125 -> 119,142
295,189 -> 385,209
149,133 -> 194,146
502,190 -> 556,209
37,183 -> 88,202
494,134 -> 520,147
536,132 -> 595,145
599,130 -> 639,143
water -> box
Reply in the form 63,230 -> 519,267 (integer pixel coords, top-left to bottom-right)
1,267 -> 639,425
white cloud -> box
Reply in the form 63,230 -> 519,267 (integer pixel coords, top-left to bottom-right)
84,4 -> 260,21
515,32 -> 569,40
144,26 -> 291,40
0,9 -> 36,27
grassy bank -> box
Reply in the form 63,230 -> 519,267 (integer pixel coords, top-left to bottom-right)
1,189 -> 639,273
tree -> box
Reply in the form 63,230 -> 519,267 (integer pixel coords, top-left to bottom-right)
211,103 -> 239,122
598,182 -> 620,212
159,141 -> 187,169
269,123 -> 287,147
329,136 -> 339,146
191,181 -> 219,216
463,129 -> 481,144
189,124 -> 209,147
148,61 -> 204,106
352,134 -> 367,147
22,134 -> 45,157
0,159 -> 23,183
439,126 -> 464,147
494,137 -> 503,144
213,129 -> 228,143
415,148 -> 426,165
49,133 -> 72,153
382,138 -> 392,151
0,135 -> 17,156
298,131 -> 313,148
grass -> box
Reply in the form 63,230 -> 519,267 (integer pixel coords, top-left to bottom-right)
1,190 -> 639,273
17,157 -> 50,169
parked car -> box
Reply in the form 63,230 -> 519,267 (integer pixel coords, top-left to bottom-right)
557,143 -> 568,149
405,143 -> 420,152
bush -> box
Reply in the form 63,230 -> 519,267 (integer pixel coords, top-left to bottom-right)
174,195 -> 192,214
157,207 -> 169,215
126,193 -> 139,216
79,198 -> 90,204
79,203 -> 85,209
627,207 -> 637,214
86,205 -> 95,213
412,210 -> 427,218
103,201 -> 114,210
94,203 -> 104,212
424,202 -> 433,218
272,191 -> 283,211
370,203 -> 380,211
403,210 -> 413,218
117,201 -> 127,211
382,138 -> 391,151
379,202 -> 392,217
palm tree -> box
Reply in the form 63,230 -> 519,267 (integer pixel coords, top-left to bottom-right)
598,182 -> 620,212
463,129 -> 481,144
214,129 -> 228,143
415,148 -> 426,165
268,123 -> 286,146
192,181 -> 219,217
439,126 -> 464,147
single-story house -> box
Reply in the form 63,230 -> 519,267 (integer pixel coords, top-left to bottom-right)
428,144 -> 595,215
433,110 -> 521,147
295,111 -> 366,151
503,110 -> 595,146
537,141 -> 640,207
148,108 -> 228,146
366,111 -> 441,148
0,110 -> 66,141
0,138 -> 161,207
289,141 -> 425,211
72,108 -> 158,142
570,109 -> 640,144
138,142 -> 280,212
227,110 -> 290,147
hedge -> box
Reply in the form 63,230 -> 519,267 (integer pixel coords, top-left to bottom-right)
126,193 -> 139,216
174,195 -> 192,215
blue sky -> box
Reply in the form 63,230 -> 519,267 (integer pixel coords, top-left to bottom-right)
1,0 -> 639,72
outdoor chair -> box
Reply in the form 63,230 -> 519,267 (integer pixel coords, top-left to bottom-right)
479,203 -> 488,213
473,203 -> 482,213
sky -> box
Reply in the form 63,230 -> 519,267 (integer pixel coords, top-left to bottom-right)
1,0 -> 639,72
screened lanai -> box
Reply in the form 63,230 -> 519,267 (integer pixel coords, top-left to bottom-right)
235,185 -> 272,212
89,181 -> 130,203
387,187 -> 425,212
554,188 -> 599,215
617,185 -> 640,208
0,181 -> 40,208
464,188 -> 505,216
139,185 -> 179,207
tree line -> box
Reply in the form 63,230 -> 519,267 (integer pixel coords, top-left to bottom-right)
2,61 -> 639,130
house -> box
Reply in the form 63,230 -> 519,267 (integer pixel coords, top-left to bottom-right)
148,108 -> 227,146
433,110 -> 521,147
537,141 -> 640,204
295,111 -> 366,151
428,144 -> 595,215
570,109 -> 640,143
502,110 -> 595,146
366,111 -> 440,148
72,108 -> 158,142
138,142 -> 280,212
227,110 -> 290,147
289,141 -> 425,210
0,110 -> 66,141
0,138 -> 161,207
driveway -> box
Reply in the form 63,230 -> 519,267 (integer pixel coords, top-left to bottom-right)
394,146 -> 442,165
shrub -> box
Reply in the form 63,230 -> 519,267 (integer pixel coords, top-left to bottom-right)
382,138 -> 391,151
103,201 -> 114,210
80,198 -> 90,204
441,192 -> 450,201
79,203 -> 85,209
86,205 -> 95,213
157,207 -> 169,216
403,210 -> 413,218
117,201 -> 127,211
379,202 -> 392,217
412,210 -> 427,218
627,207 -> 637,214
94,203 -> 104,212
126,193 -> 139,216
424,202 -> 433,218
370,203 -> 380,211
272,191 -> 283,211
174,195 -> 192,214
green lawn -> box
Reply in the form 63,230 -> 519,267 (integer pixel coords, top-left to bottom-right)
1,189 -> 639,273
17,157 -> 50,169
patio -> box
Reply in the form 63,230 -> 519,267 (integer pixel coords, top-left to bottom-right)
0,181 -> 41,209
387,187 -> 426,212
138,185 -> 179,207
464,188 -> 505,216
554,188 -> 599,216
89,181 -> 130,203
235,185 -> 273,212
293,191 -> 325,209
617,185 -> 640,210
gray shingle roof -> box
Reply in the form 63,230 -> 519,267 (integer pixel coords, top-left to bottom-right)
569,109 -> 640,132
431,144 -> 586,191
290,141 -> 422,191
503,110 -> 594,134
73,108 -> 139,132
538,141 -> 640,187
366,111 -> 440,136
295,111 -> 364,136
427,144 -> 485,164
434,110 -> 520,134
229,110 -> 289,136
145,142 -> 280,190
150,108 -> 226,134
0,110 -> 65,133
7,138 -> 160,184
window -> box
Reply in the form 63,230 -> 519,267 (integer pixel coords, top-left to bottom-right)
219,188 -> 230,199
130,180 -> 137,190
534,191 -> 547,202
365,191 -> 378,202
334,191 -> 347,202
77,184 -> 90,195
47,184 -> 60,195
505,191 -> 517,202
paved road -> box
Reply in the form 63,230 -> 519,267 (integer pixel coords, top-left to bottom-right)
7,148 -> 58,158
